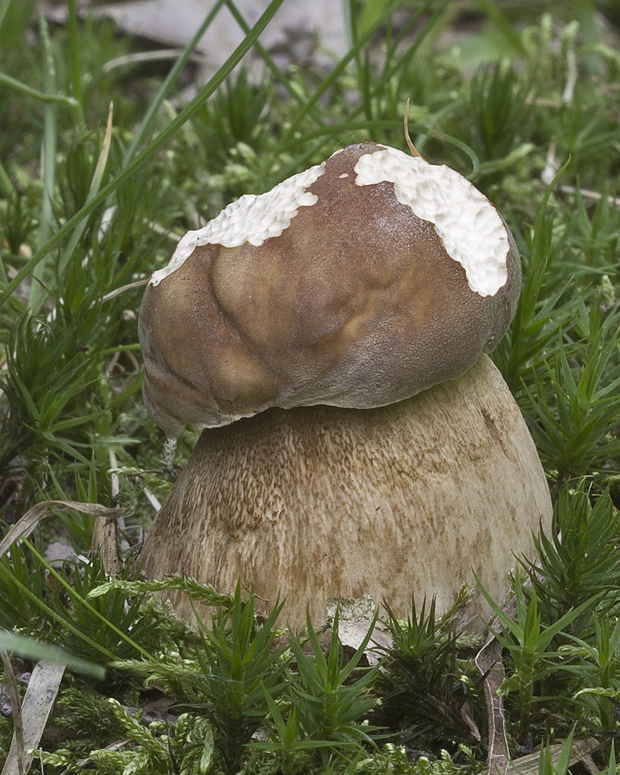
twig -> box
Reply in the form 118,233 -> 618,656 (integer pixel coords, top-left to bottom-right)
558,184 -> 620,209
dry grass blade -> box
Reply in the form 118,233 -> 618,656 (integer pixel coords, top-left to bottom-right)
1,661 -> 65,775
510,738 -> 599,775
476,635 -> 509,775
404,98 -> 425,159
476,595 -> 519,775
0,652 -> 24,775
0,500 -> 130,561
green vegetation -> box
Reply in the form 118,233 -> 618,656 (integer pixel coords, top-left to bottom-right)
0,0 -> 620,772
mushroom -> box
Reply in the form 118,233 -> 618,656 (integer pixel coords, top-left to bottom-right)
138,141 -> 552,630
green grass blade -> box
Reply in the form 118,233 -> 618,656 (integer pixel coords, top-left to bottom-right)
0,0 -> 288,310
0,631 -> 105,678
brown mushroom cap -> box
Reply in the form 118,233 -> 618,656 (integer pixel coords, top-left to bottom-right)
139,142 -> 521,437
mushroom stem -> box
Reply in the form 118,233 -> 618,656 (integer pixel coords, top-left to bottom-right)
141,355 -> 552,631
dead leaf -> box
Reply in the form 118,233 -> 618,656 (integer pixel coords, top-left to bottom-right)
510,739 -> 600,775
1,661 -> 65,775
0,500 -> 130,561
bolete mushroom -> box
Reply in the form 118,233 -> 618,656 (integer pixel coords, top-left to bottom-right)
138,141 -> 552,629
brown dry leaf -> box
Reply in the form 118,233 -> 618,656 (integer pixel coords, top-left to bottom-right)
459,701 -> 481,742
511,739 -> 600,775
0,500 -> 130,561
1,661 -> 66,775
572,738 -> 601,775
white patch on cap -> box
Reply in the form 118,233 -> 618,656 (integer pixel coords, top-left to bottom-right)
150,162 -> 326,286
353,146 -> 509,297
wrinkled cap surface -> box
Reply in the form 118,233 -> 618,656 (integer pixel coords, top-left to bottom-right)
139,142 -> 521,437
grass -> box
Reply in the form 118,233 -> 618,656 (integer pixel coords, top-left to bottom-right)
0,0 -> 620,772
